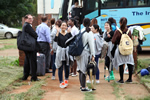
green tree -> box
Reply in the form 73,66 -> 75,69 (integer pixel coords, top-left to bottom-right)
0,0 -> 37,27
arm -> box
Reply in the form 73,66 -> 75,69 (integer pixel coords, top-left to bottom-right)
88,32 -> 95,57
112,31 -> 118,44
25,24 -> 38,39
45,27 -> 51,43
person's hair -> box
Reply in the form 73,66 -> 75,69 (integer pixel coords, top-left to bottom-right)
105,21 -> 112,30
108,17 -> 114,25
50,18 -> 55,30
41,16 -> 47,22
74,0 -> 78,3
55,20 -> 62,27
60,21 -> 67,26
90,18 -> 97,26
74,16 -> 79,21
51,18 -> 55,25
69,18 -> 77,26
119,17 -> 127,31
24,14 -> 32,20
83,18 -> 91,32
93,24 -> 102,35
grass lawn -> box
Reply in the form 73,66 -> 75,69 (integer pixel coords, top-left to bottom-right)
137,58 -> 150,93
0,56 -> 23,93
0,39 -> 17,50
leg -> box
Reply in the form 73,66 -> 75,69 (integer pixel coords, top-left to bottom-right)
119,64 -> 124,82
105,56 -> 110,70
58,64 -> 63,83
127,64 -> 133,81
80,72 -> 86,88
79,71 -> 82,87
64,61 -> 70,80
73,60 -> 77,75
29,51 -> 37,80
95,55 -> 99,80
23,52 -> 30,79
52,53 -> 56,76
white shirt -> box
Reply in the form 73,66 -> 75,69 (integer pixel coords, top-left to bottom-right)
71,25 -> 79,36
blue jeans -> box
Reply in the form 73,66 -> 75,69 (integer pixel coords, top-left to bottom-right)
95,54 -> 101,80
58,61 -> 70,83
52,53 -> 56,76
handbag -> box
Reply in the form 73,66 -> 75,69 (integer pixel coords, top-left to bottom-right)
17,23 -> 36,52
87,61 -> 97,76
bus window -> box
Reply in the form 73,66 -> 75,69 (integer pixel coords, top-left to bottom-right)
128,0 -> 150,6
101,0 -> 124,8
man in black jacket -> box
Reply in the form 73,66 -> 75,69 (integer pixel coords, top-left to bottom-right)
22,14 -> 40,81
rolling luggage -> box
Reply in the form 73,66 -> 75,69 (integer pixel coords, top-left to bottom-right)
36,53 -> 46,76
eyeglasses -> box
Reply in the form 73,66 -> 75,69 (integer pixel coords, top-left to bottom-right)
28,18 -> 33,20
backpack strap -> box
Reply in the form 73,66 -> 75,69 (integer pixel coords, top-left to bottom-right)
118,29 -> 123,34
118,28 -> 130,35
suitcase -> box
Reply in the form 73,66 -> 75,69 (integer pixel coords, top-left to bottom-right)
36,53 -> 46,76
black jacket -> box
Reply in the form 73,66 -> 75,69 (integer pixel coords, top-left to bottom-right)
24,22 -> 38,39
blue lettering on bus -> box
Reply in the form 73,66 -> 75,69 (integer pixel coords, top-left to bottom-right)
132,11 -> 143,16
101,18 -> 107,21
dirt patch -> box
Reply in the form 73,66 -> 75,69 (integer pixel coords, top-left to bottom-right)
0,49 -> 19,57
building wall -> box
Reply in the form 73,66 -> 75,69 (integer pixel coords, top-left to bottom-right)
37,0 -> 62,14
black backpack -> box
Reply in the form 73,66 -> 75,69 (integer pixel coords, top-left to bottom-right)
67,30 -> 87,56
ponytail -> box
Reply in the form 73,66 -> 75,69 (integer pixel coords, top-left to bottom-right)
83,18 -> 91,32
120,17 -> 127,31
86,26 -> 91,32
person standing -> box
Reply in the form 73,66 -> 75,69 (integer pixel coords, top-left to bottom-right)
22,14 -> 40,81
54,22 -> 72,88
104,21 -> 115,81
112,17 -> 134,83
76,18 -> 95,92
91,24 -> 103,83
68,18 -> 79,77
36,16 -> 51,73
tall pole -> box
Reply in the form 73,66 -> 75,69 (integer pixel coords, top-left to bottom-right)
43,0 -> 45,16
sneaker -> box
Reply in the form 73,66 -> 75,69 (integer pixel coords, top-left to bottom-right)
117,80 -> 124,84
60,82 -> 65,88
86,80 -> 91,83
81,88 -> 92,92
69,73 -> 73,76
125,79 -> 132,83
72,74 -> 77,77
51,76 -> 55,80
64,80 -> 68,87
96,80 -> 100,84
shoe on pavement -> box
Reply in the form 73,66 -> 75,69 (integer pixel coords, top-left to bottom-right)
96,80 -> 100,84
117,80 -> 124,84
86,80 -> 91,83
31,78 -> 41,82
60,82 -> 65,88
81,88 -> 92,92
64,80 -> 68,87
125,79 -> 132,83
72,74 -> 77,77
51,76 -> 55,80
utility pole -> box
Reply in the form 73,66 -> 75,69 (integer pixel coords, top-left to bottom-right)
43,0 -> 45,16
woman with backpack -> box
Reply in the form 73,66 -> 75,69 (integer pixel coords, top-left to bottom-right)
54,21 -> 72,88
91,24 -> 103,83
104,21 -> 115,81
112,17 -> 134,83
76,18 -> 95,92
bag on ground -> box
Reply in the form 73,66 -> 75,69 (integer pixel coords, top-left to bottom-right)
36,53 -> 46,76
118,29 -> 133,55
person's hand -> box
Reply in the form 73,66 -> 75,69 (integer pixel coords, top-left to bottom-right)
107,33 -> 111,38
51,50 -> 54,55
91,56 -> 95,62
67,27 -> 71,33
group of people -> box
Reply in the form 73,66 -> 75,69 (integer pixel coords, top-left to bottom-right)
21,14 -> 134,92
